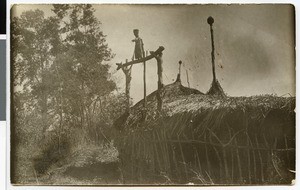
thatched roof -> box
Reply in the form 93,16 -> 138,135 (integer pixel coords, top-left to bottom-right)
114,80 -> 203,130
114,79 -> 294,132
113,80 -> 295,185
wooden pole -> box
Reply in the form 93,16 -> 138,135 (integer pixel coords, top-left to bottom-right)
156,52 -> 163,89
121,59 -> 132,113
151,51 -> 164,113
143,51 -> 147,113
207,16 -> 216,82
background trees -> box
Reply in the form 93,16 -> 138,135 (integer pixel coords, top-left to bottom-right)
11,5 -> 126,182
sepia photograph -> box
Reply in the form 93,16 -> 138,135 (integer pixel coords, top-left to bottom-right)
10,4 -> 295,185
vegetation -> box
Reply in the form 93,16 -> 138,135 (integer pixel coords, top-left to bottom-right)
11,5 -> 126,184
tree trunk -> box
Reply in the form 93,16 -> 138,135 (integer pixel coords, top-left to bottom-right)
41,70 -> 48,137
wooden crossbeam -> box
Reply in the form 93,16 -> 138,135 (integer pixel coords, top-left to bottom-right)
116,46 -> 165,70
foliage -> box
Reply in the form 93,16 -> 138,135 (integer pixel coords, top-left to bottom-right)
11,5 -> 125,183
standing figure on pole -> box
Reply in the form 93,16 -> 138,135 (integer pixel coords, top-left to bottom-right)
132,29 -> 145,60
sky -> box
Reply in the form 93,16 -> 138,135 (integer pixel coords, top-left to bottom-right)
12,4 -> 295,103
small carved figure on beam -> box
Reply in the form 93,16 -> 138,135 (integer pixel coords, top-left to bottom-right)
132,29 -> 145,60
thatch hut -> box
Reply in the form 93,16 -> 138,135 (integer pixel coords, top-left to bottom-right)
113,80 -> 295,185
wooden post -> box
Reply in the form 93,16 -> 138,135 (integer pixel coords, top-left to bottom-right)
156,52 -> 163,89
151,51 -> 164,113
116,46 -> 165,114
121,59 -> 132,113
143,51 -> 147,117
207,16 -> 216,82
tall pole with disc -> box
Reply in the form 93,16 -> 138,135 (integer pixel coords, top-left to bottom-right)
207,16 -> 216,82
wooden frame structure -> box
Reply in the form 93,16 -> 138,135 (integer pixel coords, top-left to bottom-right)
116,46 -> 165,114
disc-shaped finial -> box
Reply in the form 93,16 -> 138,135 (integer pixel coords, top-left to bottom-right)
179,60 -> 182,65
207,16 -> 214,25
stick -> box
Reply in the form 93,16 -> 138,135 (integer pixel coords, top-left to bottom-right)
255,135 -> 264,182
223,148 -> 229,182
246,133 -> 252,184
229,129 -> 234,183
204,134 -> 211,179
186,69 -> 190,88
163,128 -> 171,174
271,137 -> 283,178
284,134 -> 291,169
195,149 -> 203,175
153,132 -> 163,173
209,134 -> 223,178
131,134 -> 136,179
233,134 -> 243,182
32,166 -> 39,184
172,142 -> 180,179
178,134 -> 188,180
247,133 -> 257,183
155,130 -> 167,172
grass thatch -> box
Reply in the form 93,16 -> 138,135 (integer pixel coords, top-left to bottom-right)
114,81 -> 295,185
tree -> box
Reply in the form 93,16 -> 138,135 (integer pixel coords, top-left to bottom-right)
11,10 -> 62,136
50,5 -> 117,142
11,5 -> 125,182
